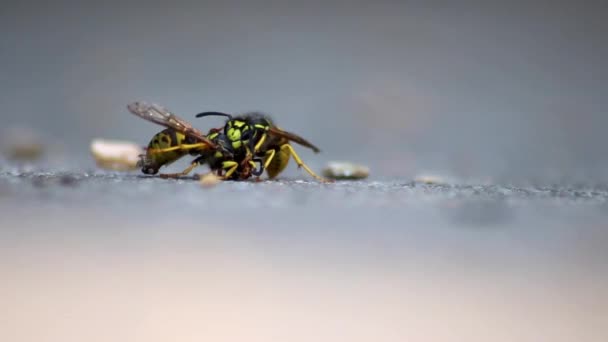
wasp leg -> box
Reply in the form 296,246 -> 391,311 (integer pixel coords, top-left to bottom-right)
239,136 -> 258,170
253,132 -> 267,152
262,149 -> 276,169
159,162 -> 199,179
251,158 -> 264,176
238,149 -> 253,169
248,158 -> 264,181
281,144 -> 333,183
221,161 -> 239,180
148,143 -> 209,154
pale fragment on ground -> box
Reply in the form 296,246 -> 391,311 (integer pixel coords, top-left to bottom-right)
414,173 -> 447,184
322,161 -> 370,180
2,126 -> 45,161
4,142 -> 45,161
199,172 -> 222,187
90,138 -> 144,171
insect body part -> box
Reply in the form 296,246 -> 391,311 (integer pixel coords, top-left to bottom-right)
128,102 -> 217,149
137,128 -> 199,175
145,130 -> 261,180
128,102 -> 259,180
195,111 -> 332,182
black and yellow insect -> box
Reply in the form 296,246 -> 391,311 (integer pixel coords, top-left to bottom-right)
127,102 -> 261,180
195,111 -> 332,182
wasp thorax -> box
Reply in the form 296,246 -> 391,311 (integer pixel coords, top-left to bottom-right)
227,127 -> 241,141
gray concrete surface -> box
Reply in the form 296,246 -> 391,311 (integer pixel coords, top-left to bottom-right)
2,2 -> 608,341
2,166 -> 608,342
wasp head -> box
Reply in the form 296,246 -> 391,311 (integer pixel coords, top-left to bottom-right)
137,154 -> 160,175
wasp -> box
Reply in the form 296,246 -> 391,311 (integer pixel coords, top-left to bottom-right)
127,102 -> 262,180
194,111 -> 333,182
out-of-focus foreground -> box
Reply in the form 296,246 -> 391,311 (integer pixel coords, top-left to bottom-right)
1,173 -> 608,342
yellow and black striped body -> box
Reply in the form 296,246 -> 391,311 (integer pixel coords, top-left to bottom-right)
223,114 -> 295,179
225,115 -> 324,180
199,131 -> 242,178
229,114 -> 300,179
129,102 -> 263,180
195,111 -> 329,182
258,136 -> 289,179
223,113 -> 272,159
139,128 -> 261,180
139,128 -> 197,174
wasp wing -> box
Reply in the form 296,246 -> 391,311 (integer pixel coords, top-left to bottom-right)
268,126 -> 321,153
127,101 -> 217,149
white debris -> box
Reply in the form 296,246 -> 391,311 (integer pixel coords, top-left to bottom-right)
90,138 -> 143,171
322,161 -> 370,180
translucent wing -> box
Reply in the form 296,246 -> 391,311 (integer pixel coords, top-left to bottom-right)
127,101 -> 217,149
268,126 -> 321,153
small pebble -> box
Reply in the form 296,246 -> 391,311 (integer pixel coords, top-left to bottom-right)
322,161 -> 370,180
414,174 -> 447,185
2,126 -> 45,161
5,143 -> 45,161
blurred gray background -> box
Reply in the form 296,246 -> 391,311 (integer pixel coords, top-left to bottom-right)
1,1 -> 606,182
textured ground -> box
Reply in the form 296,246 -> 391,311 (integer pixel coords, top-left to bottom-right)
1,167 -> 607,342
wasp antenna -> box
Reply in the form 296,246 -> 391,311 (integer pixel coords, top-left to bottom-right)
195,112 -> 233,119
